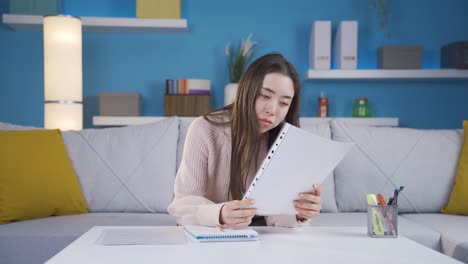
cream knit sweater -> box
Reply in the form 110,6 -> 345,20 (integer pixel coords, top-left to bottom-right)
167,116 -> 302,227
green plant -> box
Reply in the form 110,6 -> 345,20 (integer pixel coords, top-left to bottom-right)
369,0 -> 392,30
225,33 -> 257,83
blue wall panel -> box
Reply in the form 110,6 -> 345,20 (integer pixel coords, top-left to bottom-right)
0,0 -> 467,129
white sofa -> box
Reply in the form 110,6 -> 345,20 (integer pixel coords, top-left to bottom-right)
0,117 -> 467,264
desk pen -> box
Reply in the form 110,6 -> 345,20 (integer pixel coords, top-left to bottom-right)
392,186 -> 404,205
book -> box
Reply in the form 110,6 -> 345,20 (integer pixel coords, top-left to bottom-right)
186,79 -> 211,94
243,123 -> 354,215
309,21 -> 332,69
334,21 -> 358,69
165,79 -> 211,95
183,225 -> 258,242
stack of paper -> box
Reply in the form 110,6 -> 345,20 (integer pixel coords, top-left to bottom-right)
243,123 -> 354,215
334,21 -> 358,69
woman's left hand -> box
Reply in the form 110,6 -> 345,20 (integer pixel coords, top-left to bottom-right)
294,184 -> 322,222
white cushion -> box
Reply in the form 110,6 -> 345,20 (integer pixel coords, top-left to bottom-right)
61,117 -> 179,213
331,120 -> 463,213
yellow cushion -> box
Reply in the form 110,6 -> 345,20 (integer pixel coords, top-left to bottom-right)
442,120 -> 468,215
0,129 -> 88,224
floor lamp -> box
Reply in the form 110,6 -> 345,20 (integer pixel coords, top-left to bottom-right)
43,15 -> 82,130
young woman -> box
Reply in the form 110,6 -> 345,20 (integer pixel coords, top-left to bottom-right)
168,53 -> 322,228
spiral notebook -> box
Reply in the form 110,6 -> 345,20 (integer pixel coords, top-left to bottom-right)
243,122 -> 354,215
183,226 -> 258,242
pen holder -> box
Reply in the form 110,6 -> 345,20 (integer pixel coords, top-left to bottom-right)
367,204 -> 398,238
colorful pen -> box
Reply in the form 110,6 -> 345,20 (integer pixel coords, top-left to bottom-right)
377,194 -> 387,206
391,188 -> 399,205
393,186 -> 404,205
366,194 -> 385,236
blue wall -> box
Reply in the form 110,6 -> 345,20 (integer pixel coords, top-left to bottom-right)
0,0 -> 467,129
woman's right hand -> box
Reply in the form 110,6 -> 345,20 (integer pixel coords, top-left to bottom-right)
219,199 -> 257,229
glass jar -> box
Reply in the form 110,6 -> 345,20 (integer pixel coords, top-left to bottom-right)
352,97 -> 372,117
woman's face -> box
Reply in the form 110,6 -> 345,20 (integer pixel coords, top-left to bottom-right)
255,73 -> 295,134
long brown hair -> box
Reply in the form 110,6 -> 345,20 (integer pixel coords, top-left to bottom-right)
205,53 -> 301,200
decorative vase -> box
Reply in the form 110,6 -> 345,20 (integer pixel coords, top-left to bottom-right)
352,97 -> 372,117
224,83 -> 238,106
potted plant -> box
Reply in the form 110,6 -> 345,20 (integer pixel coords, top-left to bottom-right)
224,33 -> 256,106
369,0 -> 392,38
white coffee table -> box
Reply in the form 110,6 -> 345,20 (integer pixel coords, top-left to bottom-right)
46,226 -> 462,264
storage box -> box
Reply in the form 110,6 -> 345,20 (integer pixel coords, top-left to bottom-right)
136,0 -> 181,19
334,21 -> 358,69
99,92 -> 141,116
441,42 -> 468,69
164,95 -> 210,116
9,0 -> 62,15
378,45 -> 423,69
309,21 -> 332,70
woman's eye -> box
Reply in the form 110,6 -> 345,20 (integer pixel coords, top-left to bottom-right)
280,102 -> 289,107
262,95 -> 270,99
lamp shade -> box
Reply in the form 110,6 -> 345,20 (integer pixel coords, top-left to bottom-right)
43,16 -> 82,130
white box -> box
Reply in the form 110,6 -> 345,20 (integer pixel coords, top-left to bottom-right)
309,21 -> 332,69
334,21 -> 358,69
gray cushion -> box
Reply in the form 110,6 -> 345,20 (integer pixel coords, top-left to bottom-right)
331,120 -> 463,213
310,212 -> 441,251
61,117 -> 179,213
0,213 -> 176,264
176,117 -> 195,169
0,121 -> 38,130
402,213 -> 468,262
453,243 -> 468,264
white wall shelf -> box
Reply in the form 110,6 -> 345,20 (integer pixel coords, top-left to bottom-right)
2,14 -> 188,33
92,116 -> 399,127
306,69 -> 468,80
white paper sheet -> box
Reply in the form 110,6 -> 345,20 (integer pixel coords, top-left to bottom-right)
243,123 -> 354,215
98,228 -> 187,246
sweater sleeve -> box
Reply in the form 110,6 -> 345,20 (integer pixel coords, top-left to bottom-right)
167,118 -> 224,227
